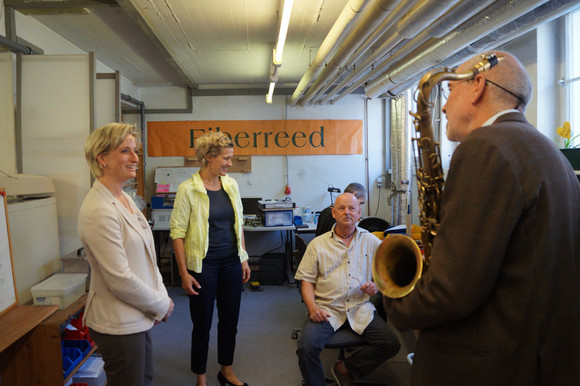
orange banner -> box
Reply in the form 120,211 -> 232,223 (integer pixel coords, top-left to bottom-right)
147,120 -> 362,156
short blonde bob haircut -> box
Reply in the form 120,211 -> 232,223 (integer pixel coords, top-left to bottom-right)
85,123 -> 141,178
195,132 -> 234,167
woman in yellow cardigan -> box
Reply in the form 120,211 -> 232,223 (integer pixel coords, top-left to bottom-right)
170,132 -> 250,386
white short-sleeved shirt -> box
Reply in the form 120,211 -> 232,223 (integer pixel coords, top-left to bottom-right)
295,226 -> 381,334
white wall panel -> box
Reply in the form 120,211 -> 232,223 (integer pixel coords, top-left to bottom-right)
21,54 -> 92,256
0,53 -> 16,175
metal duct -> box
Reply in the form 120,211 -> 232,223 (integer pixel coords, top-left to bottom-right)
381,0 -> 580,97
344,0 -> 417,71
308,0 -> 419,104
299,0 -> 400,105
389,93 -> 411,226
287,0 -> 367,105
396,0 -> 458,39
364,0 -> 550,98
319,0 -> 493,105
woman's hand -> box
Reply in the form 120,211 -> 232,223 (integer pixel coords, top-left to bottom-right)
241,260 -> 251,284
162,298 -> 175,322
181,272 -> 202,295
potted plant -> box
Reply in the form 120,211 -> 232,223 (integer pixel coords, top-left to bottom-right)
555,121 -> 580,170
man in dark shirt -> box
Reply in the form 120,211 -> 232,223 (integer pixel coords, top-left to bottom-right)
315,182 -> 366,236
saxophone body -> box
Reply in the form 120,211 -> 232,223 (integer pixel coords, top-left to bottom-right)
373,54 -> 499,298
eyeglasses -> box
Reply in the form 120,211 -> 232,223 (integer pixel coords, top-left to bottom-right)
441,79 -> 525,109
441,79 -> 470,99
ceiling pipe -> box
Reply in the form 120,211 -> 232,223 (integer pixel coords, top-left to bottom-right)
287,0 -> 367,105
364,0 -> 550,98
315,0 -> 468,105
0,35 -> 37,54
307,0 -> 418,104
325,0 -> 494,104
298,0 -> 400,105
382,0 -> 580,97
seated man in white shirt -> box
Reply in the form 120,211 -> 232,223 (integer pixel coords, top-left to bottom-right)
295,193 -> 400,386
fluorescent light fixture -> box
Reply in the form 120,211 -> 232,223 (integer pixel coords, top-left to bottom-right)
267,0 -> 293,104
266,82 -> 275,104
274,0 -> 293,65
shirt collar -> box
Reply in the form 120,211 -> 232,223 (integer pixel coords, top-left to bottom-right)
482,109 -> 520,127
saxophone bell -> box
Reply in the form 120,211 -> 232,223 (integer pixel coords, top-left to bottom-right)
372,234 -> 423,298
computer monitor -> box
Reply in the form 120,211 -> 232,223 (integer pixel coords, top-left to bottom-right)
241,197 -> 262,215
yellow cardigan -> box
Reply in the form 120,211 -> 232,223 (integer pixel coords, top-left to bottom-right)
169,171 -> 248,273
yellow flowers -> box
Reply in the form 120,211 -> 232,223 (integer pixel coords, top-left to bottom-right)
556,121 -> 579,148
557,121 -> 572,140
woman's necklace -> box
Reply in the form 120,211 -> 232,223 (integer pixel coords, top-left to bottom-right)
334,228 -> 356,239
202,178 -> 220,187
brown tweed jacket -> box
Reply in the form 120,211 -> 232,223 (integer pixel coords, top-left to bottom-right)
384,112 -> 580,385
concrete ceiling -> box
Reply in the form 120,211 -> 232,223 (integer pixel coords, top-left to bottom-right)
4,0 -> 580,104
6,0 -> 349,92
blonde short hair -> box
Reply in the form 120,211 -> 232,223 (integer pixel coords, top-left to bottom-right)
84,123 -> 141,178
195,132 -> 234,167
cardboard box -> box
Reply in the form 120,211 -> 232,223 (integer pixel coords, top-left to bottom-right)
31,273 -> 87,309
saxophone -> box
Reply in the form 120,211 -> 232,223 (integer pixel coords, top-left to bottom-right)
372,54 -> 499,298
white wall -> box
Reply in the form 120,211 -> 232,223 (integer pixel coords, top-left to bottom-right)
135,93 -> 391,221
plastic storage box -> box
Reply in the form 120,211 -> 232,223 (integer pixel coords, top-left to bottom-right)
262,209 -> 293,227
31,273 -> 87,309
72,355 -> 106,386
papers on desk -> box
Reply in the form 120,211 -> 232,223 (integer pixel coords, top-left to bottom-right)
154,167 -> 198,193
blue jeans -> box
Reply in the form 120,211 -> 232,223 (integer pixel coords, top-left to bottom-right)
296,312 -> 400,386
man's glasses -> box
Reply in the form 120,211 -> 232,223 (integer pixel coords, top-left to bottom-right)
441,80 -> 470,99
441,79 -> 525,109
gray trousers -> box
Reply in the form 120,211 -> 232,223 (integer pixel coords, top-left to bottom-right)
89,328 -> 153,386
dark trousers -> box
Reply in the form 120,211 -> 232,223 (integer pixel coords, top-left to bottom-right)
296,312 -> 401,386
89,328 -> 153,386
188,256 -> 242,374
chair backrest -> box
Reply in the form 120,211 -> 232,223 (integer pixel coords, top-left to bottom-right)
358,216 -> 390,232
294,235 -> 307,264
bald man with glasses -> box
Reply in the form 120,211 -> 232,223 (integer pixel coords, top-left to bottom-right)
384,51 -> 580,385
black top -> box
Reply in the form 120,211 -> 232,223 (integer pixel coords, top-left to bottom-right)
315,206 -> 335,236
205,188 -> 237,260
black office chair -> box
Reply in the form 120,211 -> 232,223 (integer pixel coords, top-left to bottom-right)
291,235 -> 308,339
358,217 -> 390,233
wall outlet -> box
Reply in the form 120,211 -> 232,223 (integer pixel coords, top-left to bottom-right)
376,176 -> 384,188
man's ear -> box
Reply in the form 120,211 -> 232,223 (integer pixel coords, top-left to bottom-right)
471,75 -> 486,105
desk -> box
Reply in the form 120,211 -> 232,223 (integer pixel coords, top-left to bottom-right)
152,225 -> 297,285
295,222 -> 317,234
243,225 -> 296,284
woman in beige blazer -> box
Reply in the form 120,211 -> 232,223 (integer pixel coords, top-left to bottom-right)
78,123 -> 174,386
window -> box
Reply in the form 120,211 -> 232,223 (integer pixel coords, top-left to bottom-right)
566,9 -> 580,146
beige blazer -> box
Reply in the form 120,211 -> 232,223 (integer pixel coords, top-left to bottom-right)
78,180 -> 170,335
